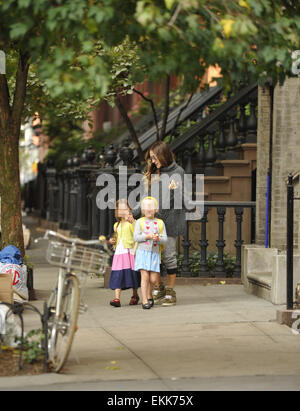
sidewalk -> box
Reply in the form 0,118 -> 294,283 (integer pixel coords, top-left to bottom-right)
1,215 -> 300,391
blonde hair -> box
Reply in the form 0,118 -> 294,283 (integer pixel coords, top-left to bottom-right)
141,196 -> 159,214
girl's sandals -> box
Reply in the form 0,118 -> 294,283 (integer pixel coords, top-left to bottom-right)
129,295 -> 140,305
110,298 -> 121,307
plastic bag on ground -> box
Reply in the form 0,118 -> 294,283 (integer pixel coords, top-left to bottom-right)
0,245 -> 23,265
0,263 -> 28,301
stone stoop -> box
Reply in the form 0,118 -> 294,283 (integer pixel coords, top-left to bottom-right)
190,145 -> 257,254
246,271 -> 272,301
238,143 -> 257,170
220,159 -> 252,177
242,244 -> 278,303
201,144 -> 257,202
242,244 -> 300,305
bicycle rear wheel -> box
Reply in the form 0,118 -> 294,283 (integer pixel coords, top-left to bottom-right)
48,274 -> 80,373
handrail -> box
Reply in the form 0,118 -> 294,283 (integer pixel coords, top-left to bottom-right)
171,82 -> 258,153
195,200 -> 256,208
35,230 -> 110,253
116,85 -> 223,163
181,200 -> 256,278
185,200 -> 256,211
139,86 -> 222,151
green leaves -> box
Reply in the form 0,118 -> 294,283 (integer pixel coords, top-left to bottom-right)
1,0 -> 300,130
10,17 -> 34,39
15,329 -> 45,364
17,0 -> 31,8
88,4 -> 114,23
165,0 -> 175,10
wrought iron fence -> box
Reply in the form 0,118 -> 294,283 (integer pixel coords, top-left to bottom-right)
0,301 -> 48,372
180,201 -> 256,278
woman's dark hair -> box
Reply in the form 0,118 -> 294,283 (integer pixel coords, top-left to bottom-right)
144,141 -> 175,187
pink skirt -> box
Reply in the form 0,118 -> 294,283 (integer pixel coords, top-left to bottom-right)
109,239 -> 140,290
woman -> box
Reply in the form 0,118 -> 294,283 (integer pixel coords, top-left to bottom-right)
132,141 -> 186,306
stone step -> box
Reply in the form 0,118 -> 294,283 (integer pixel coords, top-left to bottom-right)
246,271 -> 272,302
220,160 -> 252,177
204,176 -> 231,195
240,143 -> 257,167
247,271 -> 272,289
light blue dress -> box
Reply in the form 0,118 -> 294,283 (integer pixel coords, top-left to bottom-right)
134,249 -> 161,273
133,217 -> 168,273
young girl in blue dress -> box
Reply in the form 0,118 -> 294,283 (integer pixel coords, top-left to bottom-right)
134,196 -> 167,309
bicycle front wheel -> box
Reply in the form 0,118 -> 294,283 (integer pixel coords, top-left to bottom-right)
48,274 -> 80,373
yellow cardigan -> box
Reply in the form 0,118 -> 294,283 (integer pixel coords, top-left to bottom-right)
114,221 -> 136,249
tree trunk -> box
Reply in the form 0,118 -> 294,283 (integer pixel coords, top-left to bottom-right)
0,127 -> 24,255
115,95 -> 144,162
0,51 -> 29,256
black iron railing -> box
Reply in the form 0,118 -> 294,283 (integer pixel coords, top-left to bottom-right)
180,201 -> 256,278
285,173 -> 300,309
172,82 -> 258,175
0,301 -> 48,372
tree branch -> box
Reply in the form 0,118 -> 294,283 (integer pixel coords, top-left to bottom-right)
202,5 -> 220,23
168,4 -> 182,26
114,95 -> 144,162
133,88 -> 159,140
159,75 -> 170,140
167,22 -> 196,48
11,51 -> 30,132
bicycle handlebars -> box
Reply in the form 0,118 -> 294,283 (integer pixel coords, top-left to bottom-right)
34,230 -> 110,252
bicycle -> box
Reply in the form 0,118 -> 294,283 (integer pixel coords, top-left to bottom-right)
38,230 -> 111,373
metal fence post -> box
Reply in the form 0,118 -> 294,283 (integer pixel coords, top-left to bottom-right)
287,173 -> 294,310
46,158 -> 58,222
181,220 -> 192,277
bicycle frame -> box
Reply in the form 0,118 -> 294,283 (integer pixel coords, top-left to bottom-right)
48,267 -> 67,361
36,230 -> 112,371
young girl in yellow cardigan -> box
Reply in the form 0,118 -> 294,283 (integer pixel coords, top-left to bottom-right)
108,199 -> 141,307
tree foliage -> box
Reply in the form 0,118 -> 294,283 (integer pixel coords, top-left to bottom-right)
1,0 -> 300,251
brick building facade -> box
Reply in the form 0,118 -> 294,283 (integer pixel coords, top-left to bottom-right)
256,77 -> 300,251
243,76 -> 300,304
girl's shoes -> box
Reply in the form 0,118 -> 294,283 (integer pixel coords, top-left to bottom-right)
142,299 -> 154,309
110,298 -> 121,307
129,295 -> 140,305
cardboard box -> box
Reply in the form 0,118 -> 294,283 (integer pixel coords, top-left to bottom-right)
0,273 -> 13,304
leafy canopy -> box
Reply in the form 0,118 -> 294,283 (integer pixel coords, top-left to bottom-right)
1,0 -> 300,122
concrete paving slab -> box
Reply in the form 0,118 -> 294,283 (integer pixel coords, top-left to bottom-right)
2,374 -> 300,391
1,216 -> 300,390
